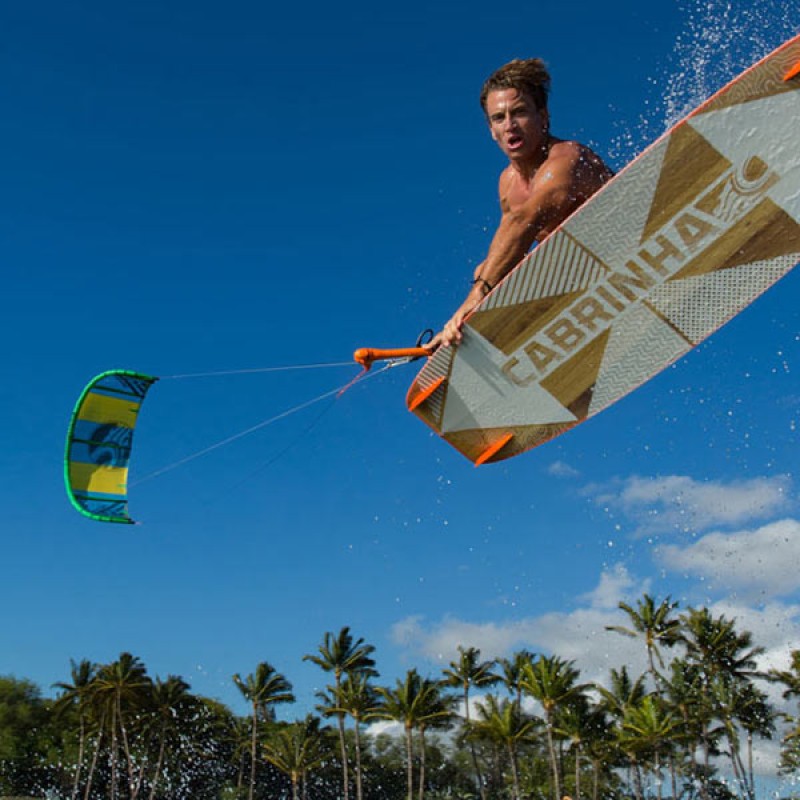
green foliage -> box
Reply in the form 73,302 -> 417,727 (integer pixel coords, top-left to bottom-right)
0,598 -> 797,799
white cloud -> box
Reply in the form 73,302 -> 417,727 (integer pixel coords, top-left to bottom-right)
657,518 -> 800,599
547,460 -> 581,479
365,719 -> 403,739
586,474 -> 791,535
389,565 -> 651,688
387,563 -> 800,779
579,563 -> 646,610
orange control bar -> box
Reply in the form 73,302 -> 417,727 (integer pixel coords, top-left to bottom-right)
354,347 -> 431,370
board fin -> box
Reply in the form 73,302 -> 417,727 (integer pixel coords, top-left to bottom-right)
474,433 -> 514,466
408,376 -> 446,410
784,60 -> 800,81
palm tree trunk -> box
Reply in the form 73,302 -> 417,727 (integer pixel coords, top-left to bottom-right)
669,751 -> 678,800
248,706 -> 258,800
463,687 -> 486,800
545,715 -> 561,800
291,771 -> 300,800
237,749 -> 245,790
405,724 -> 414,800
148,727 -> 166,800
647,645 -> 663,695
110,701 -> 119,800
116,692 -> 139,800
655,750 -> 663,800
83,723 -> 104,800
701,722 -> 711,800
71,713 -> 86,800
574,745 -> 581,800
728,736 -> 752,800
492,742 -> 504,796
134,755 -> 148,800
632,760 -> 644,800
508,741 -> 521,800
336,710 -> 351,800
418,727 -> 427,800
354,719 -> 364,800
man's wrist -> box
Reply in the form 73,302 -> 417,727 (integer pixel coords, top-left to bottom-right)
471,277 -> 494,296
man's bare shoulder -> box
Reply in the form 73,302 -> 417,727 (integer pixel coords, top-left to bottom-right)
547,139 -> 614,193
548,140 -> 611,171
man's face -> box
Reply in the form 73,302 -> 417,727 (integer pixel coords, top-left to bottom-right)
485,88 -> 548,162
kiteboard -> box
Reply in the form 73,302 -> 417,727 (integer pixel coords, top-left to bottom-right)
404,34 -> 800,465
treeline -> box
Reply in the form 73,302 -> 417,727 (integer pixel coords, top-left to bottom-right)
3,594 -> 800,800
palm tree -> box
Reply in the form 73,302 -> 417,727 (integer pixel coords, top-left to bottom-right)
374,669 -> 453,800
595,666 -> 647,721
92,652 -> 152,800
713,675 -> 774,800
770,649 -> 800,700
415,684 -> 453,800
595,667 -> 654,800
441,645 -> 500,800
53,658 -> 97,800
145,675 -> 195,800
233,662 -> 295,800
520,655 -> 587,800
469,694 -> 540,800
769,650 -> 800,779
555,694 -> 607,800
606,594 -> 681,693
680,607 -> 764,684
304,627 -> 377,800
263,716 -> 332,800
616,695 -> 682,800
81,691 -> 108,800
222,713 -> 254,795
498,650 -> 536,712
321,673 -> 381,800
679,606 -> 765,799
662,657 -> 709,795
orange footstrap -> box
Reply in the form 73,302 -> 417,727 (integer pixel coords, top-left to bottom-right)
784,60 -> 800,81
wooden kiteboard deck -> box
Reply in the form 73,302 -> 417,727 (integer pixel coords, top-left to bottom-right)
408,34 -> 800,465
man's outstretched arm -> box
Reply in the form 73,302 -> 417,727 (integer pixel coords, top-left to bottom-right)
431,144 -> 591,348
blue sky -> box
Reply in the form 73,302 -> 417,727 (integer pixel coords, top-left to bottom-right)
2,0 -> 800,781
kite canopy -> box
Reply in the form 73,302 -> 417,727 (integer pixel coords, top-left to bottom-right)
64,370 -> 158,524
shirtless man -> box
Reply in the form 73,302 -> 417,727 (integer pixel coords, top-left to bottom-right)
431,58 -> 614,348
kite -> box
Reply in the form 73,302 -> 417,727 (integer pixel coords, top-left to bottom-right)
64,370 -> 158,524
